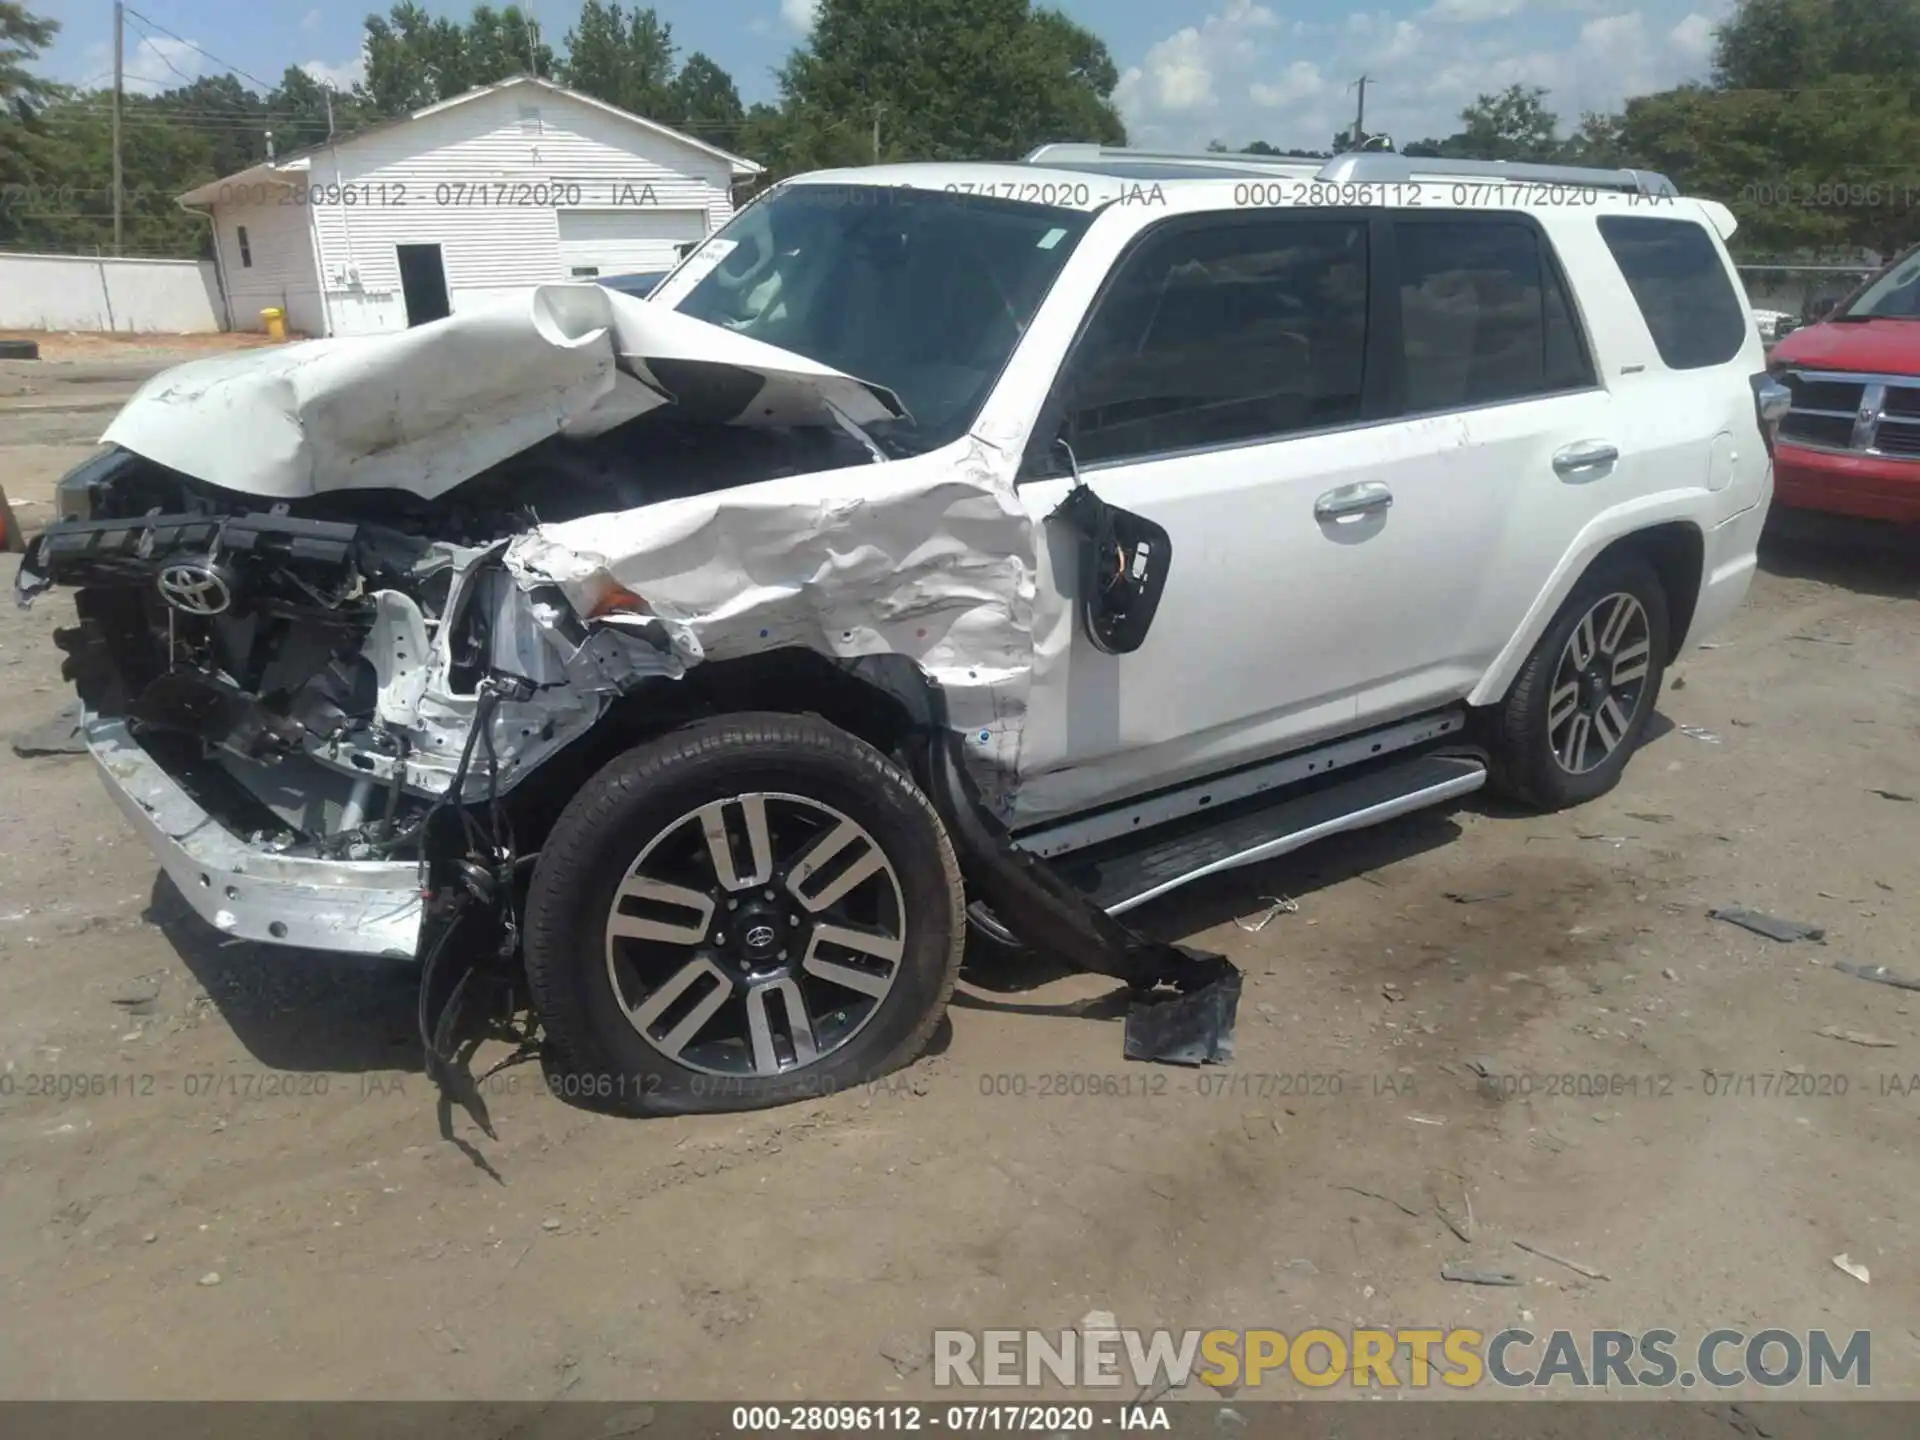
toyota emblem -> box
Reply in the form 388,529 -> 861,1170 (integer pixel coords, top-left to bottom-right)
744,924 -> 779,952
156,561 -> 232,616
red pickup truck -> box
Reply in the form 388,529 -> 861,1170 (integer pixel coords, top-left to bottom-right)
1767,245 -> 1920,523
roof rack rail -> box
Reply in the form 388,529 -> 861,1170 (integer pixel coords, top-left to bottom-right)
1315,152 -> 1677,197
1022,142 -> 1323,175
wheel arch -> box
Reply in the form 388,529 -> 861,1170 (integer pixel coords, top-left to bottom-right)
1469,499 -> 1706,709
502,648 -> 953,851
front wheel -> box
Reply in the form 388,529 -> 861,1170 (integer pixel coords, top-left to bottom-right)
524,713 -> 964,1115
1486,553 -> 1671,811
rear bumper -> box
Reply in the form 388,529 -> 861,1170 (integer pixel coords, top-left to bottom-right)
1684,492 -> 1770,652
1774,443 -> 1920,523
87,715 -> 424,959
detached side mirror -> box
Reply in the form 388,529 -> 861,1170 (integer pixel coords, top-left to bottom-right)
1045,440 -> 1173,656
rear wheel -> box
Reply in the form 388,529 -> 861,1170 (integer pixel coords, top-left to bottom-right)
524,713 -> 964,1115
1487,553 -> 1670,811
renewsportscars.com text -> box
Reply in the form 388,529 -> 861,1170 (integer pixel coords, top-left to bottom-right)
933,1327 -> 1871,1390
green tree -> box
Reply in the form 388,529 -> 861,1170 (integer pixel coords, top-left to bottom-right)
559,0 -> 676,118
1,0 -> 59,116
267,65 -> 368,154
767,0 -> 1124,176
1598,0 -> 1920,258
671,52 -> 743,132
358,2 -> 470,114
464,4 -> 555,87
1712,0 -> 1920,91
1404,84 -> 1561,161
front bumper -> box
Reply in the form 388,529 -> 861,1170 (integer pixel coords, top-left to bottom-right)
87,715 -> 424,959
1774,443 -> 1920,523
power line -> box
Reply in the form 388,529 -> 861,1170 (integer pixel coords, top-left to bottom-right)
122,5 -> 279,94
124,14 -> 199,90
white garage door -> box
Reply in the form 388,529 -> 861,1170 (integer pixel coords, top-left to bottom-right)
556,208 -> 712,279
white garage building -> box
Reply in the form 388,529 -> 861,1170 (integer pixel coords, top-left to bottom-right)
178,75 -> 762,337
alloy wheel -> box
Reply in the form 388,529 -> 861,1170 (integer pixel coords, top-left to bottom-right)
603,793 -> 907,1076
1547,592 -> 1653,776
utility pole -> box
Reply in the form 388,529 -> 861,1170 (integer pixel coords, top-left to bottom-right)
111,0 -> 123,255
323,85 -> 335,139
1349,74 -> 1369,151
527,18 -> 540,77
872,103 -> 884,163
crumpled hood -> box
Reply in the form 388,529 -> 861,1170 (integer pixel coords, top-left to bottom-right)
100,284 -> 907,501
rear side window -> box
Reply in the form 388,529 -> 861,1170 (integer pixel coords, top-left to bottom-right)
1394,218 -> 1593,413
1059,217 -> 1369,465
1597,215 -> 1747,369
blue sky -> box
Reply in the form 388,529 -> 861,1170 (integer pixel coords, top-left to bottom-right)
34,0 -> 1731,149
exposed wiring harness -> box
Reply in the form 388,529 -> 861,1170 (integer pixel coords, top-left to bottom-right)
413,676 -> 542,1140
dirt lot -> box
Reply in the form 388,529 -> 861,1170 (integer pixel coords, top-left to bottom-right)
1,348 -> 1917,1406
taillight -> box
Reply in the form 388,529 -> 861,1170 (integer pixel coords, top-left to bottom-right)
1751,372 -> 1791,457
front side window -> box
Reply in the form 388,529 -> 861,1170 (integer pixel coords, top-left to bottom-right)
1394,218 -> 1593,412
1057,217 -> 1369,467
1597,215 -> 1748,369
668,185 -> 1093,456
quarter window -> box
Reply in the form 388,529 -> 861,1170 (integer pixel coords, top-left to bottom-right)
1394,219 -> 1593,413
1597,214 -> 1747,370
1058,218 -> 1369,466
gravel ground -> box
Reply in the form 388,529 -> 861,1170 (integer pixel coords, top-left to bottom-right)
1,349 -> 1916,1407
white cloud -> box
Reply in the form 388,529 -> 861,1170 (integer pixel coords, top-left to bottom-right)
1116,0 -> 1729,150
1670,11 -> 1717,61
1251,62 -> 1325,108
301,8 -> 322,33
119,36 -> 208,95
302,54 -> 367,91
779,0 -> 820,32
1425,0 -> 1531,22
1113,0 -> 1289,129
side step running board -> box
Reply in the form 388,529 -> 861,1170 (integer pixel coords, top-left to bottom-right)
1057,754 -> 1488,915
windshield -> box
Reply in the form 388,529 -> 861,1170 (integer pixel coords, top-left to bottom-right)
662,184 -> 1093,455
1839,246 -> 1920,320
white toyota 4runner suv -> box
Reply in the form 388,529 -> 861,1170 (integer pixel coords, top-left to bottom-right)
16,146 -> 1786,1116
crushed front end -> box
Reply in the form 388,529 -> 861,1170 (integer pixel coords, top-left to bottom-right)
15,446 -> 686,961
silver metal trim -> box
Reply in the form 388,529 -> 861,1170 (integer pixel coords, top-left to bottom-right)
1022,143 -> 1322,179
1315,481 -> 1394,520
1552,440 -> 1620,474
1776,367 -> 1920,462
84,715 -> 423,958
1779,367 -> 1920,390
1012,709 -> 1466,859
1103,761 -> 1488,915
1020,145 -> 1678,199
1315,153 -> 1676,197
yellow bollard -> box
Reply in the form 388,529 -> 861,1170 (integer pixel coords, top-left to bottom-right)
260,307 -> 287,341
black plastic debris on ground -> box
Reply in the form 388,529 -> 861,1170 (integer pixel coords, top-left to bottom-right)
1835,961 -> 1920,992
1124,952 -> 1242,1066
10,700 -> 84,758
1708,906 -> 1826,943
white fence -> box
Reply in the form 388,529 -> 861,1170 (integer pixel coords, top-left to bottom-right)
0,252 -> 228,333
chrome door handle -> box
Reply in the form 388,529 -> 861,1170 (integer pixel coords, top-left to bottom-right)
1553,440 -> 1619,475
1314,481 -> 1393,522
